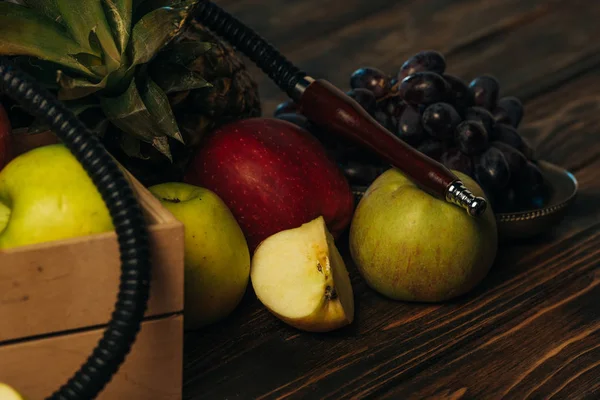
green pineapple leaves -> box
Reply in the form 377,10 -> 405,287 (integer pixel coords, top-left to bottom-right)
56,71 -> 109,100
129,4 -> 194,68
0,3 -> 99,78
150,41 -> 212,94
0,0 -> 208,161
100,74 -> 185,160
103,0 -> 133,55
139,78 -> 185,144
54,0 -> 122,70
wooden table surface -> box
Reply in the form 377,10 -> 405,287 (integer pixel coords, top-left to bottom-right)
184,1 -> 600,398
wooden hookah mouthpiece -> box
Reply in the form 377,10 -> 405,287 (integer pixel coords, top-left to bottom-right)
292,77 -> 488,217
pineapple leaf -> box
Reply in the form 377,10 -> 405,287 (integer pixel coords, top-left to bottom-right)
64,98 -> 102,116
103,0 -> 133,55
54,0 -> 122,70
57,71 -> 108,100
152,136 -> 172,161
99,78 -> 173,159
119,134 -> 147,159
156,41 -> 212,66
139,76 -> 184,143
0,3 -> 99,78
26,118 -> 51,135
22,0 -> 61,23
151,63 -> 211,94
129,4 -> 193,67
133,0 -> 197,17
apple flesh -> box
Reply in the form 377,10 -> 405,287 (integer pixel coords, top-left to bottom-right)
349,168 -> 498,302
0,144 -> 114,249
0,103 -> 12,170
149,182 -> 251,330
251,216 -> 354,332
184,118 -> 354,252
0,382 -> 25,400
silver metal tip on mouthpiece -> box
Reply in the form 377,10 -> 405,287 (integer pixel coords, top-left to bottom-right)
446,180 -> 488,217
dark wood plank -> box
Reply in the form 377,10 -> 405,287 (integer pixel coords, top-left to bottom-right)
183,61 -> 600,398
212,0 -> 406,53
227,0 -> 600,116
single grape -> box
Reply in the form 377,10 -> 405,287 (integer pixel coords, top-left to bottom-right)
342,161 -> 388,186
474,147 -> 511,191
274,100 -> 298,116
422,102 -> 461,140
347,88 -> 377,115
374,109 -> 398,133
513,161 -> 548,209
469,75 -> 500,110
397,105 -> 426,146
465,106 -> 496,133
455,120 -> 489,155
493,96 -> 524,128
350,67 -> 390,98
443,74 -> 475,116
398,50 -> 446,80
440,148 -> 473,176
377,95 -> 406,118
491,141 -> 527,176
492,123 -> 534,159
399,72 -> 449,106
417,138 -> 445,160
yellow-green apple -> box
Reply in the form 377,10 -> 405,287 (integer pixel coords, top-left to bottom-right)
0,382 -> 25,400
251,216 -> 354,332
0,103 -> 11,170
349,169 -> 497,302
183,118 -> 354,252
148,182 -> 250,330
0,144 -> 113,250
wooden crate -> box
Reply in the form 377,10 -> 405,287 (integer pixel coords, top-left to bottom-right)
0,137 -> 185,399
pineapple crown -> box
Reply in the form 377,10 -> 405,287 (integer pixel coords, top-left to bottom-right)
0,0 -> 213,160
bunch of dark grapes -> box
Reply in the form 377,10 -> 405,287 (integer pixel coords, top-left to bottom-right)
272,50 -> 548,213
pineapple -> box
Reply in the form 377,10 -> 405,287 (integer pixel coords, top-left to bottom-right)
0,0 -> 261,185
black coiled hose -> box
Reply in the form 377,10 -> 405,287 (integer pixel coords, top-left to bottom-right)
195,1 -> 307,97
1,1 -> 307,398
0,57 -> 152,400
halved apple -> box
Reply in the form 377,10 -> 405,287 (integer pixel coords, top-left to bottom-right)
0,383 -> 25,400
250,216 -> 355,332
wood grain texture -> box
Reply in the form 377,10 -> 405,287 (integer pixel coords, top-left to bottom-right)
1,315 -> 183,400
184,1 -> 600,399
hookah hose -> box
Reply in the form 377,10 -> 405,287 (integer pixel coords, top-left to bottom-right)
194,1 -> 307,99
0,58 -> 152,400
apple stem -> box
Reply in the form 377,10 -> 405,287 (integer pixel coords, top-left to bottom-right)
325,286 -> 338,300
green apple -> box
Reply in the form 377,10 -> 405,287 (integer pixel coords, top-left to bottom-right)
349,168 -> 498,302
148,182 -> 250,330
0,382 -> 25,400
0,144 -> 113,250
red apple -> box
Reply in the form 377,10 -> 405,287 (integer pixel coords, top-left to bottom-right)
0,103 -> 11,170
184,118 -> 354,251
